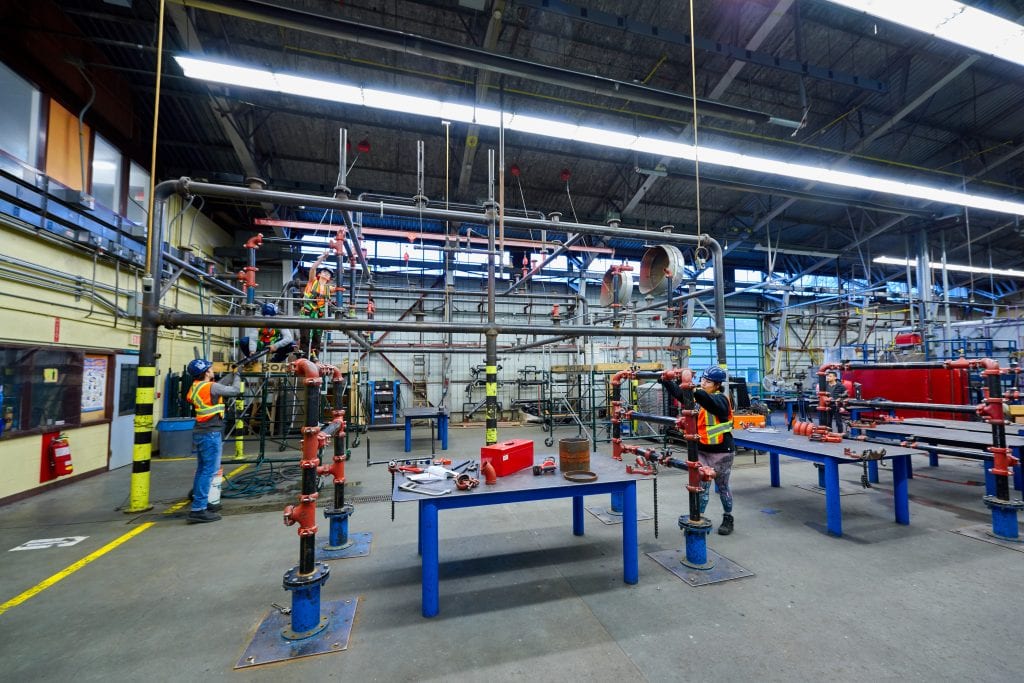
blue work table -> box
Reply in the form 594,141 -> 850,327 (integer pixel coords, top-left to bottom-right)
732,429 -> 920,537
850,421 -> 1024,494
392,456 -> 644,617
402,406 -> 449,453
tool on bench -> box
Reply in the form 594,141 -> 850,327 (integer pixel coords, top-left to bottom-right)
398,481 -> 451,496
532,455 -> 557,475
454,473 -> 480,490
387,460 -> 424,474
452,460 -> 477,474
625,454 -> 657,476
432,458 -> 452,466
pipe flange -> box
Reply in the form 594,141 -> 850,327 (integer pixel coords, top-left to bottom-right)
678,514 -> 713,532
282,562 -> 331,591
562,470 -> 598,483
983,495 -> 1024,510
323,503 -> 355,520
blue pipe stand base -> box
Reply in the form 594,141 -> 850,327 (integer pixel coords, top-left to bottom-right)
984,496 -> 1024,543
235,596 -> 359,669
318,531 -> 373,560
647,547 -> 754,587
678,516 -> 715,570
585,505 -> 654,525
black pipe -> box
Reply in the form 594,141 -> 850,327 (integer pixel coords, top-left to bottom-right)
987,371 -> 1009,501
629,411 -> 678,426
846,399 -> 977,414
300,379 -> 320,575
160,312 -> 722,339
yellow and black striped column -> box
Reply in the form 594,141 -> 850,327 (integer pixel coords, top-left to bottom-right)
126,365 -> 156,512
485,330 -> 498,445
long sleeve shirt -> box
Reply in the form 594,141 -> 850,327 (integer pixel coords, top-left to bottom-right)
193,373 -> 242,433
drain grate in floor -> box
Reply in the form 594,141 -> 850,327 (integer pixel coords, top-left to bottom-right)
349,494 -> 392,504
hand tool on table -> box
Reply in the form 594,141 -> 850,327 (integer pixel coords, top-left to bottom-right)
532,455 -> 557,475
398,481 -> 451,496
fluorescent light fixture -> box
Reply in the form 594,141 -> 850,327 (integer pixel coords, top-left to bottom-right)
753,244 -> 840,258
873,255 -> 1024,279
826,1 -> 1024,68
174,55 -> 1024,217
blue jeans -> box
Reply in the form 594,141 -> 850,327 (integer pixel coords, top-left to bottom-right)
698,449 -> 734,515
191,430 -> 222,512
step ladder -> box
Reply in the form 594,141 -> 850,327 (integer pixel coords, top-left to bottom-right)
412,354 -> 428,406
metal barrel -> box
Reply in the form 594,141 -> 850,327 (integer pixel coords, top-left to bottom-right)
639,245 -> 685,295
558,437 -> 590,472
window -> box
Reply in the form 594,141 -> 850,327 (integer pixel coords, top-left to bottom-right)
0,346 -> 84,437
685,316 -> 762,388
0,61 -> 42,175
126,161 -> 150,228
91,134 -> 123,212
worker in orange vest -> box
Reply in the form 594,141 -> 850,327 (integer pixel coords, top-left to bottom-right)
185,359 -> 241,523
661,365 -> 736,535
299,250 -> 337,358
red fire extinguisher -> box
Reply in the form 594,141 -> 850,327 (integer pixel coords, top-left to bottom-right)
50,433 -> 74,477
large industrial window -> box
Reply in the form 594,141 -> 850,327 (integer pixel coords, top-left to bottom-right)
91,134 -> 123,213
0,346 -> 84,437
0,61 -> 42,176
686,316 -> 762,387
126,161 -> 150,228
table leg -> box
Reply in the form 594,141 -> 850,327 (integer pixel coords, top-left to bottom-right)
824,458 -> 842,537
770,452 -> 781,487
421,501 -> 440,618
786,403 -> 793,427
623,483 -> 638,585
440,415 -> 448,450
867,459 -> 879,484
572,496 -> 584,536
404,418 -> 412,453
928,451 -> 939,467
816,463 -> 826,488
984,460 -> 996,496
892,455 -> 910,525
1013,447 -> 1023,491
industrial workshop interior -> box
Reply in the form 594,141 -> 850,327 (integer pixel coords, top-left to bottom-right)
2,0 -> 1024,679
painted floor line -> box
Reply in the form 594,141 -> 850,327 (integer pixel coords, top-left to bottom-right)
0,522 -> 155,616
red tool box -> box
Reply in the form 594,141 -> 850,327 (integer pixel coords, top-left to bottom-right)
480,439 -> 534,477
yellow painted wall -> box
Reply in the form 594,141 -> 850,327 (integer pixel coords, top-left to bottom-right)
0,423 -> 108,500
0,196 -> 235,501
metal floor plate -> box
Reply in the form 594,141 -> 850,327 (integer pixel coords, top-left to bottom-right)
235,596 -> 359,669
318,531 -> 373,560
951,524 -> 1024,552
585,506 -> 653,525
647,548 -> 754,586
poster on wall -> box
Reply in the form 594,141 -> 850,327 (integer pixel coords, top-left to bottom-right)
82,356 -> 107,413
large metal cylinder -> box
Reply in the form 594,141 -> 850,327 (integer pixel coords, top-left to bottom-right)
558,437 -> 590,472
639,245 -> 685,295
599,267 -> 633,306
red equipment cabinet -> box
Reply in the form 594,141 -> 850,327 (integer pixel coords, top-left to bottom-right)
480,439 -> 534,477
842,367 -> 972,419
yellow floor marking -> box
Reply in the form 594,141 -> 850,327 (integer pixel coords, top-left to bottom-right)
163,464 -> 251,515
0,522 -> 155,617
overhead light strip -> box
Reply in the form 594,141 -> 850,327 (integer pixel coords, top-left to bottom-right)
825,1 -> 1024,68
873,256 -> 1024,279
174,55 -> 1024,217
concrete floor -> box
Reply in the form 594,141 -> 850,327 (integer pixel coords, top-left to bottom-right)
1,418 -> 1021,682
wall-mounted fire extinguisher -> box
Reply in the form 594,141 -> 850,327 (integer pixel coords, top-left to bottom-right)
50,433 -> 74,477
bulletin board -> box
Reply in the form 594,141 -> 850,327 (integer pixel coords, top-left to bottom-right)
81,354 -> 108,421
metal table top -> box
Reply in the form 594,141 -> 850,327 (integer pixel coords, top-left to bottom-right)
733,428 -> 923,460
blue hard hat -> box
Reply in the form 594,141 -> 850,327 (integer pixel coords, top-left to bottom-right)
187,359 -> 213,378
701,366 -> 728,384
261,302 -> 278,316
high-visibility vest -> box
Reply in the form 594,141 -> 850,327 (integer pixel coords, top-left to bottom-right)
697,394 -> 733,445
258,327 -> 281,349
302,279 -> 331,317
188,381 -> 225,422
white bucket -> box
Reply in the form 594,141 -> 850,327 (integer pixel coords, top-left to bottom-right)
209,468 -> 223,505
599,267 -> 633,306
639,245 -> 685,295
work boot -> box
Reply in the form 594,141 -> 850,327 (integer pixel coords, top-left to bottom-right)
718,513 -> 734,536
206,502 -> 222,513
187,509 -> 221,524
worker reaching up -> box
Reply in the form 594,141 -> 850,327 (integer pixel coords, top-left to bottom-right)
185,359 -> 241,524
661,365 -> 736,536
300,250 -> 338,358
